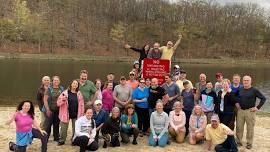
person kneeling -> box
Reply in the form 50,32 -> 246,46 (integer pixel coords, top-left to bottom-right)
168,101 -> 186,143
206,115 -> 238,152
120,104 -> 139,145
148,100 -> 169,147
72,108 -> 98,152
189,105 -> 207,145
101,107 -> 121,148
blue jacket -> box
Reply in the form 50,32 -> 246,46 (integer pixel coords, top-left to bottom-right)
120,113 -> 138,133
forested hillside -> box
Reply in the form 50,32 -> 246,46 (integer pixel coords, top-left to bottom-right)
0,0 -> 269,59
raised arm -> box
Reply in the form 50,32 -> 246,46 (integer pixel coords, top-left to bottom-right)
173,34 -> 182,50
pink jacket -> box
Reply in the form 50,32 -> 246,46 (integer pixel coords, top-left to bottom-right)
57,90 -> 84,123
169,110 -> 186,132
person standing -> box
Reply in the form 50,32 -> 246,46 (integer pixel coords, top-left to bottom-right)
215,72 -> 224,95
126,71 -> 139,90
36,76 -> 50,128
78,70 -> 97,107
113,76 -> 133,112
94,79 -> 102,101
43,76 -> 64,142
162,74 -> 180,114
175,70 -> 193,94
236,75 -> 266,149
160,34 -> 182,61
216,79 -> 236,130
102,82 -> 114,112
148,78 -> 168,114
124,44 -> 150,67
147,43 -> 162,59
57,79 -> 84,146
132,78 -> 150,137
200,81 -> 218,124
181,81 -> 196,136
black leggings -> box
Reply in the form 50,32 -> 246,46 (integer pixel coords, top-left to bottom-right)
73,136 -> 98,152
135,106 -> 149,133
15,128 -> 48,152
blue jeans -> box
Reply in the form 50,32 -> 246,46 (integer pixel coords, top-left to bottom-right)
148,132 -> 168,147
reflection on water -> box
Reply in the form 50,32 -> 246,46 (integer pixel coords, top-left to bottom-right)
256,81 -> 270,112
0,59 -> 269,112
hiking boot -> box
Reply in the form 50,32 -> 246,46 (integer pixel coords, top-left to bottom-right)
57,141 -> 65,146
103,142 -> 107,148
246,143 -> 252,149
132,139 -> 138,145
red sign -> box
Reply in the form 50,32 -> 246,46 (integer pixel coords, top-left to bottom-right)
142,59 -> 171,85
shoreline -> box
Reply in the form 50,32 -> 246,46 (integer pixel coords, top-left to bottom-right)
0,52 -> 270,64
0,107 -> 270,152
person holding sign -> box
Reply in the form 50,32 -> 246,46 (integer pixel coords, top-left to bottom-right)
160,34 -> 182,60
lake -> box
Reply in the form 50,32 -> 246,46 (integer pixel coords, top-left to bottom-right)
0,59 -> 269,112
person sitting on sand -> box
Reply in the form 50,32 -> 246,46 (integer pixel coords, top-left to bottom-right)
206,115 -> 238,152
168,101 -> 186,143
120,104 -> 139,145
72,107 -> 98,152
101,107 -> 121,148
6,100 -> 48,152
148,100 -> 169,147
189,105 -> 207,145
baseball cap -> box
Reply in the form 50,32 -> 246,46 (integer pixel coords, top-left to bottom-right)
174,65 -> 180,69
129,71 -> 135,75
94,100 -> 102,105
120,76 -> 126,80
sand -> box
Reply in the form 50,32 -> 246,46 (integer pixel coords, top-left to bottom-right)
0,107 -> 269,152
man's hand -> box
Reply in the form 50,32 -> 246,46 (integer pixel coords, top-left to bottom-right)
178,33 -> 182,39
250,107 -> 258,112
235,103 -> 241,110
124,44 -> 131,49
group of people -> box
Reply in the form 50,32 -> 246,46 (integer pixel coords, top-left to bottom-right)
5,66 -> 266,152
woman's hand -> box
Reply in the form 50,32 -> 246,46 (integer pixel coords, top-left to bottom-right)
40,130 -> 47,136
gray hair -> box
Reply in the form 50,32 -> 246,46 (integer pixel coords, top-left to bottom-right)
112,107 -> 120,113
173,101 -> 183,110
42,76 -> 50,83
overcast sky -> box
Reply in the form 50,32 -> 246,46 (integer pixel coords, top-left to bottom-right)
169,0 -> 270,10
218,0 -> 270,10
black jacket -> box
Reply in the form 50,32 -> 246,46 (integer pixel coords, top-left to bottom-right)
216,91 -> 236,113
101,116 -> 120,134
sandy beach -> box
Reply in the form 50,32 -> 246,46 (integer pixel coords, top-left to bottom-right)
0,107 -> 270,152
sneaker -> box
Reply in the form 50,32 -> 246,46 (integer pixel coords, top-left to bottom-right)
246,144 -> 252,149
132,140 -> 138,145
57,141 -> 65,146
196,140 -> 204,145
